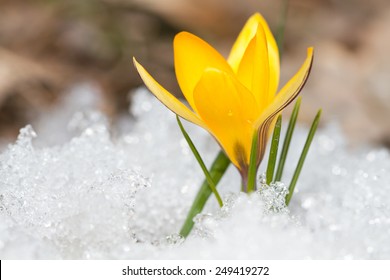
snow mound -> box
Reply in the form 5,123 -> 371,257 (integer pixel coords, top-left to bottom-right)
1,85 -> 390,259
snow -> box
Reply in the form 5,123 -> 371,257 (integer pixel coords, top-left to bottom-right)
1,84 -> 390,259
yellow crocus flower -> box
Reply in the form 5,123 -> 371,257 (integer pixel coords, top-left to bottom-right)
133,13 -> 313,182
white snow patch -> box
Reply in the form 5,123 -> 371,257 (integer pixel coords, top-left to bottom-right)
1,85 -> 390,259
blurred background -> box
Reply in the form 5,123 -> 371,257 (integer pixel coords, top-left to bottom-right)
1,0 -> 390,147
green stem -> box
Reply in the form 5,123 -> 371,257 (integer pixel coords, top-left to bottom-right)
246,131 -> 259,193
285,109 -> 321,206
266,115 -> 282,184
276,0 -> 289,59
179,151 -> 230,238
176,116 -> 223,207
275,97 -> 301,181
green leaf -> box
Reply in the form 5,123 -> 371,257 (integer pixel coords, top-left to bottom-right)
285,109 -> 322,206
276,0 -> 290,59
176,116 -> 223,207
246,131 -> 259,193
179,151 -> 230,238
266,115 -> 282,184
274,97 -> 301,182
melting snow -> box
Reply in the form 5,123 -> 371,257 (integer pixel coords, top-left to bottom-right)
1,85 -> 389,259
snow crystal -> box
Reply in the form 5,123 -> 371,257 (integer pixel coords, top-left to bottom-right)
1,84 -> 390,259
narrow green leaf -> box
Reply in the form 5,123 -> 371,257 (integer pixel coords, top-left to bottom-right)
246,131 -> 259,193
179,151 -> 230,238
266,115 -> 282,184
274,97 -> 301,181
285,109 -> 322,206
276,0 -> 290,59
176,116 -> 223,207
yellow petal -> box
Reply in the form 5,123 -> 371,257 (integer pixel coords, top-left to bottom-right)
236,22 -> 269,112
254,47 -> 314,160
257,13 -> 280,98
193,68 -> 259,170
174,32 -> 233,110
228,13 -> 280,97
133,57 -> 206,128
256,113 -> 280,166
228,14 -> 260,72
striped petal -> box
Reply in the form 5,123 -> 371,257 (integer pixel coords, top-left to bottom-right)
174,32 -> 233,110
254,48 -> 314,161
133,57 -> 205,128
193,68 -> 259,170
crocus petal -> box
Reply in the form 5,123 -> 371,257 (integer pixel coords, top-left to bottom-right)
256,112 -> 280,166
254,48 -> 314,161
236,22 -> 269,112
228,13 -> 279,98
228,13 -> 260,72
133,57 -> 206,128
193,68 -> 259,170
257,13 -> 280,98
174,32 -> 234,110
